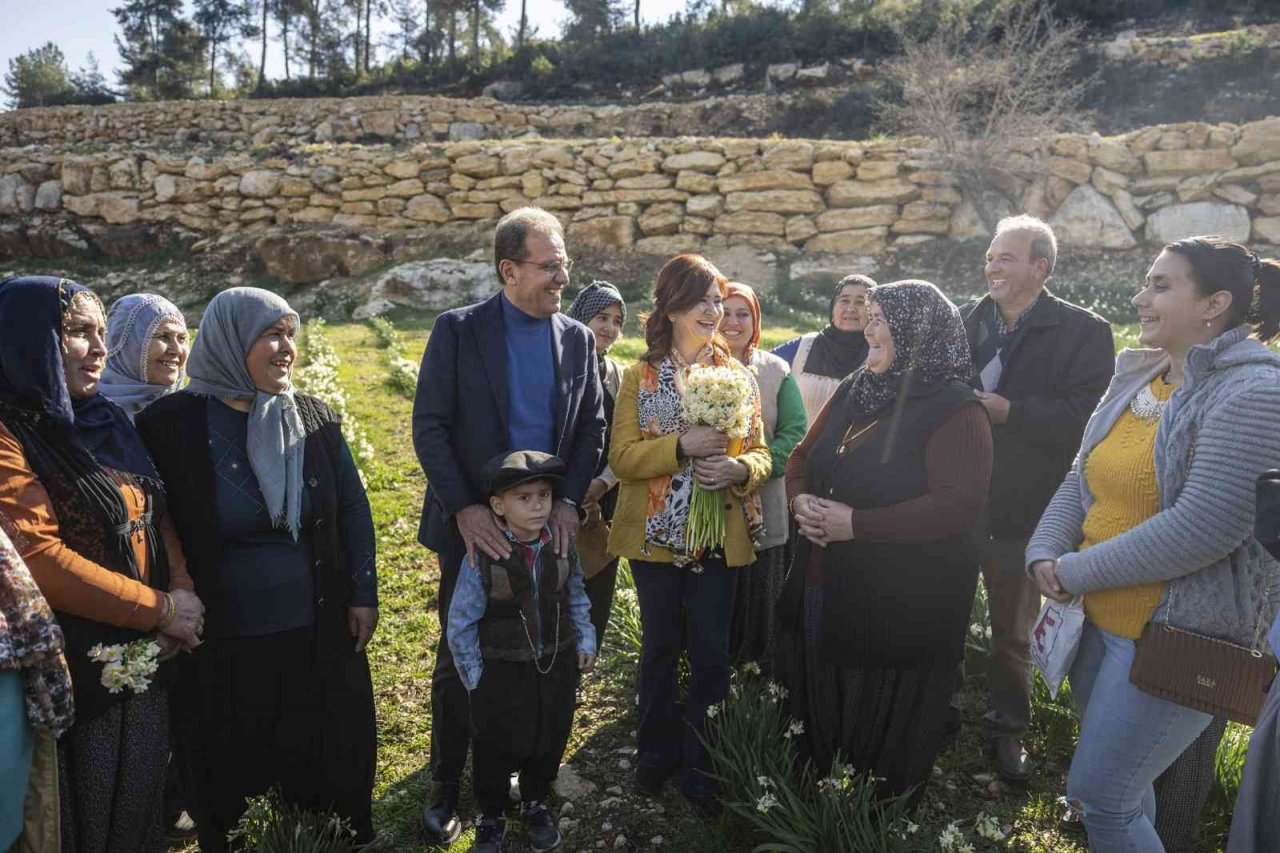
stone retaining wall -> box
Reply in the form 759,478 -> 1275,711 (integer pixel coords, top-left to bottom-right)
1099,23 -> 1280,67
3,118 -> 1279,262
0,92 -> 797,150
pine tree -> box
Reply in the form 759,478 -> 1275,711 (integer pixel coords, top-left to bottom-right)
111,0 -> 199,100
69,53 -> 116,104
564,0 -> 621,44
2,42 -> 71,108
193,0 -> 253,94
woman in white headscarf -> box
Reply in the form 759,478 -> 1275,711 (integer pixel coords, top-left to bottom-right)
135,287 -> 379,851
99,294 -> 188,419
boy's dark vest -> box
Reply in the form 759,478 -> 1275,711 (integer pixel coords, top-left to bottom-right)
477,545 -> 576,663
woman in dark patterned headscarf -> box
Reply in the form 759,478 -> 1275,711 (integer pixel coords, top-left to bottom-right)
0,276 -> 203,853
776,280 -> 993,808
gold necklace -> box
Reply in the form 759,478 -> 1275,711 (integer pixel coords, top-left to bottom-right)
837,419 -> 880,455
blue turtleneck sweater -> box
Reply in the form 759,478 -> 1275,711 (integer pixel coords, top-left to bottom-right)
501,293 -> 556,454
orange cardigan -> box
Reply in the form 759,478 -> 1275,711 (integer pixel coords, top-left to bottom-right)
0,421 -> 191,632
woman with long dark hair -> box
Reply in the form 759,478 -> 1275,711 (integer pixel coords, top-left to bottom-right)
1028,238 -> 1280,851
0,276 -> 202,852
607,254 -> 772,811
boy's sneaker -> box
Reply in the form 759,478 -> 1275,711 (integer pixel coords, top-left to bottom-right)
472,817 -> 507,853
520,801 -> 563,852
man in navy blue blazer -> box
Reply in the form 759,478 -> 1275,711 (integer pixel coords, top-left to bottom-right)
412,207 -> 606,844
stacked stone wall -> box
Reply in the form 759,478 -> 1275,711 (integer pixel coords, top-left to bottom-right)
0,93 -> 791,149
2,117 -> 1279,261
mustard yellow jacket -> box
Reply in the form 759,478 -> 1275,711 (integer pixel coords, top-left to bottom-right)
606,360 -> 772,567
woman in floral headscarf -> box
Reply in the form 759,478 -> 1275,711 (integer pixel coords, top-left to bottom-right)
1,525 -> 73,851
99,294 -> 189,420
777,280 -> 992,808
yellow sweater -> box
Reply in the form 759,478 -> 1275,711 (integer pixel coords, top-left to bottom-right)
1079,378 -> 1175,638
607,360 -> 773,567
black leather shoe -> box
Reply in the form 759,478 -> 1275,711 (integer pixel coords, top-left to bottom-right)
472,816 -> 506,853
632,764 -> 672,797
422,783 -> 462,847
991,735 -> 1032,782
521,801 -> 563,852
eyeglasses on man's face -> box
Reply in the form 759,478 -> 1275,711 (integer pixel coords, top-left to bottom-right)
512,258 -> 574,278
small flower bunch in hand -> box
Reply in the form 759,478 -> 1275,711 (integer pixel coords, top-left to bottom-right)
87,639 -> 162,694
681,363 -> 756,553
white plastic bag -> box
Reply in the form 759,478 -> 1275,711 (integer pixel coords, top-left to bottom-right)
1030,597 -> 1085,699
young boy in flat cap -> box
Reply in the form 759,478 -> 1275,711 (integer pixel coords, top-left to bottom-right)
447,450 -> 597,853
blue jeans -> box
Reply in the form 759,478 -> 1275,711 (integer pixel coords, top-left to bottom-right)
1066,622 -> 1212,852
632,556 -> 733,798
0,670 -> 34,849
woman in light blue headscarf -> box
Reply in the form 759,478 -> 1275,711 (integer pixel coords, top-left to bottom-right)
134,287 -> 379,851
99,294 -> 188,419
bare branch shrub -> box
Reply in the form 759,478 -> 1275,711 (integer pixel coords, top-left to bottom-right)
880,0 -> 1093,230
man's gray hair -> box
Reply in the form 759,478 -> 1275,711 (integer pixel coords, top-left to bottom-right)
994,214 -> 1058,276
494,207 -> 564,282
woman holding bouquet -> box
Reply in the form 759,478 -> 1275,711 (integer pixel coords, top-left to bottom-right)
608,254 -> 772,811
778,280 -> 992,808
0,276 -> 202,852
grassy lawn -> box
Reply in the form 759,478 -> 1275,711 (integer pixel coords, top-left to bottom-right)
277,315 -> 1233,853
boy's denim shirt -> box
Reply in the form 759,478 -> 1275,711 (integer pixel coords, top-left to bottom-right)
447,524 -> 596,691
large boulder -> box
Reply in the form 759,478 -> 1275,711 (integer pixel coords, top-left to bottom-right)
1049,185 -> 1137,249
705,245 -> 779,293
254,231 -> 388,285
1232,118 -> 1280,167
567,216 -> 636,250
0,174 -> 34,214
240,170 -> 282,198
353,259 -> 501,319
1144,202 -> 1251,244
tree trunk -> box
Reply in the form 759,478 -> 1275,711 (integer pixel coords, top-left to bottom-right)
283,11 -> 291,79
364,0 -> 372,73
209,42 -> 218,95
634,0 -> 640,30
471,0 -> 480,70
518,0 -> 527,50
447,9 -> 456,68
257,0 -> 269,91
307,0 -> 318,79
422,0 -> 432,63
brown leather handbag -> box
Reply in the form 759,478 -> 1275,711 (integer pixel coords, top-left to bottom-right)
1130,613 -> 1277,726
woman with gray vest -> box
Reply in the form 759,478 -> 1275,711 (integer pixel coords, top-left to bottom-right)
722,282 -> 807,666
1027,237 -> 1280,852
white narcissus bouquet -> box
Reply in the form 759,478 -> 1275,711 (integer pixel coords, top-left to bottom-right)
682,364 -> 756,555
87,638 -> 162,694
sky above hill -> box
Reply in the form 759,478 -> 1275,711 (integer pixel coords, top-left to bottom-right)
0,0 -> 687,97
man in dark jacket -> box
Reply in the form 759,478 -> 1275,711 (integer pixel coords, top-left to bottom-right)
962,215 -> 1114,781
412,207 -> 606,845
